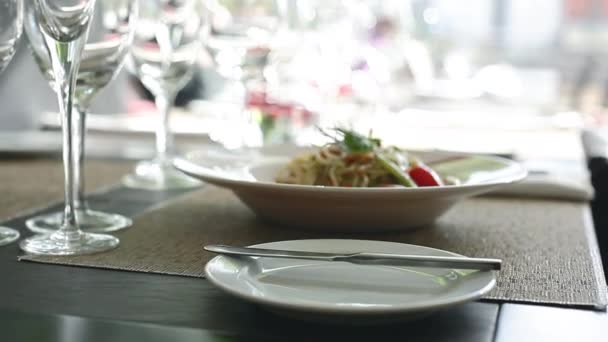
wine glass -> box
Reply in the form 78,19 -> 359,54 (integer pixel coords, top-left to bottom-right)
205,0 -> 286,149
24,0 -> 138,234
351,0 -> 419,112
122,0 -> 207,190
20,0 -> 120,255
0,0 -> 23,247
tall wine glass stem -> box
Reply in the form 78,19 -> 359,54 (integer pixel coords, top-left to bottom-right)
73,105 -> 87,210
45,35 -> 87,238
25,102 -> 133,235
123,88 -> 200,190
155,92 -> 176,165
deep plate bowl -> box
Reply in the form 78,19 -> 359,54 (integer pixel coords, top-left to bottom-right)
174,145 -> 527,232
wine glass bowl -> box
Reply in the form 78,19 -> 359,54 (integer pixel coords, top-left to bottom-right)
0,0 -> 24,247
203,0 -> 289,149
33,0 -> 96,42
207,0 -> 283,79
123,0 -> 206,190
24,0 -> 137,234
27,0 -> 137,104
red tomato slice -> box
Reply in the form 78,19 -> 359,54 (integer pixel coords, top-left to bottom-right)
408,166 -> 443,187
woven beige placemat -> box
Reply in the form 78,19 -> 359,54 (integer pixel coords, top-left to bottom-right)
0,158 -> 133,222
20,186 -> 608,310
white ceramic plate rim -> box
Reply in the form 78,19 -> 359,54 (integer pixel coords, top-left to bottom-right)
204,239 -> 497,315
174,149 -> 527,195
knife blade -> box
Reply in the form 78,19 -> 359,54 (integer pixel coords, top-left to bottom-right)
204,245 -> 502,271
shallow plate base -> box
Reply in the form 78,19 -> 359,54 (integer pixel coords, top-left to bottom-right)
123,159 -> 201,190
20,232 -> 119,256
26,210 -> 132,234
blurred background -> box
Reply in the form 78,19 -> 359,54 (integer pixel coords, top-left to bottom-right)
1,0 -> 608,270
1,0 -> 608,146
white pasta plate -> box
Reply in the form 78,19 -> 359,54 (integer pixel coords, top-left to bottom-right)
174,145 -> 527,232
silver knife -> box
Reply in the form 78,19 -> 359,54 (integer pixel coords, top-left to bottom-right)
204,245 -> 502,271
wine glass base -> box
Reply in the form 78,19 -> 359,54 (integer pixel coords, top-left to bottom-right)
19,231 -> 119,256
0,227 -> 20,247
26,210 -> 132,234
123,159 -> 201,190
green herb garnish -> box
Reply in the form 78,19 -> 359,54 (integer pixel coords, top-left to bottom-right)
317,127 -> 418,187
321,127 -> 381,153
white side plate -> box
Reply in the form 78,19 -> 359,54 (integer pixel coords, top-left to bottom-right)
205,239 -> 496,324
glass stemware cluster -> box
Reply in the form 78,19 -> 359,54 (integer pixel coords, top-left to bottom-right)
25,0 -> 137,234
19,0 -> 138,255
14,0 -> 210,255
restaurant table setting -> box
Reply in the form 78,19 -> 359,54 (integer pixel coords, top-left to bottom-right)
3,140 -> 606,321
1,1 -> 607,338
11,177 -> 606,310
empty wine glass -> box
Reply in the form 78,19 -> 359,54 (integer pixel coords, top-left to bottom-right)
20,0 -> 120,255
24,0 -> 138,234
0,0 -> 23,247
205,0 -> 286,149
351,0 -> 419,112
122,0 -> 207,190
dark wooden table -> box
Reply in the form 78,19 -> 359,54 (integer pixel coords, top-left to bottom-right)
1,184 -> 607,342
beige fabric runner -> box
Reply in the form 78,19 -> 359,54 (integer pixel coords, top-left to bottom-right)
21,186 -> 608,310
0,158 -> 132,221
